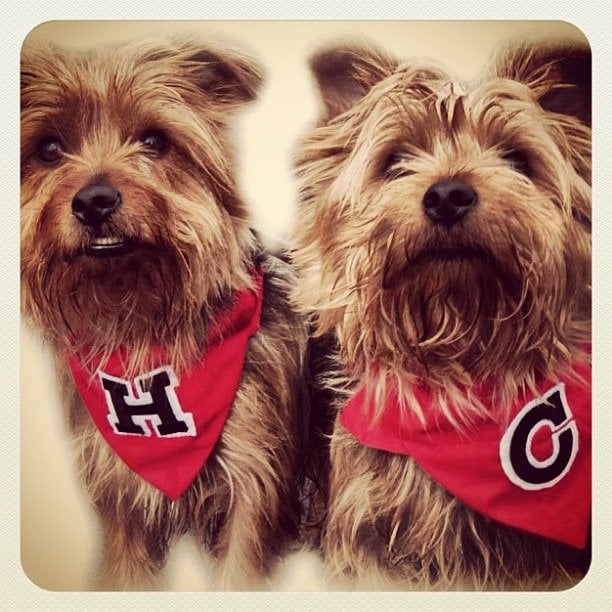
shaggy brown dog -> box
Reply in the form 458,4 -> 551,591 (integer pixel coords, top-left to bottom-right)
21,38 -> 309,590
292,40 -> 591,589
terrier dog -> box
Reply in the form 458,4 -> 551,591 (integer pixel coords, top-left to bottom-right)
20,37 -> 309,590
292,39 -> 591,589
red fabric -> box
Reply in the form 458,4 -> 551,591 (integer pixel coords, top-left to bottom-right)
340,358 -> 591,549
67,270 -> 263,500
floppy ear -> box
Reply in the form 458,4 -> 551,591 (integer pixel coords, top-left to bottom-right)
490,41 -> 591,125
308,42 -> 399,120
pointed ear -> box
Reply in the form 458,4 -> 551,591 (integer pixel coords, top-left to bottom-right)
21,45 -> 52,92
182,46 -> 264,106
308,42 -> 399,120
490,41 -> 591,125
139,39 -> 264,107
20,49 -> 37,90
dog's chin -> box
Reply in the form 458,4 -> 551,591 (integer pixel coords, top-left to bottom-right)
58,239 -> 182,295
43,238 -> 192,345
383,244 -> 499,292
411,244 -> 493,266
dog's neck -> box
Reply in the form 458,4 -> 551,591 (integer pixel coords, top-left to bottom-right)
55,263 -> 263,378
340,322 -> 590,417
334,272 -> 590,402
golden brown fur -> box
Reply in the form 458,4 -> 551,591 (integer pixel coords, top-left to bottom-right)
21,38 -> 309,590
292,40 -> 591,589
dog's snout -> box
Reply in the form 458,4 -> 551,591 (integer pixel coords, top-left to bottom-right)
422,180 -> 477,226
72,185 -> 121,227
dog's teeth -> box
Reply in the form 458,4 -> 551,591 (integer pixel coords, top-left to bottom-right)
92,237 -> 123,246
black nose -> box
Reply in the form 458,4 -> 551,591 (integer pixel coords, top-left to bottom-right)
72,185 -> 121,227
422,180 -> 477,226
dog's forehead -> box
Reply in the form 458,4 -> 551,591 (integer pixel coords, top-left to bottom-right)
380,67 -> 536,114
21,48 -> 196,148
436,80 -> 467,98
45,50 -> 171,108
381,73 -> 544,142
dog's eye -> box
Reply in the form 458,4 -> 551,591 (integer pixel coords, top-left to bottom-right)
502,150 -> 531,176
140,129 -> 169,157
385,152 -> 415,180
36,137 -> 64,165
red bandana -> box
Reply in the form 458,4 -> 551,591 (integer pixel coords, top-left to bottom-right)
67,271 -> 263,500
340,357 -> 591,549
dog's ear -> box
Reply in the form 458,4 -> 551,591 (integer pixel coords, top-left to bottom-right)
138,40 -> 264,108
181,46 -> 264,106
490,41 -> 591,125
309,42 -> 399,120
20,45 -> 66,115
20,50 -> 37,91
21,46 -> 52,96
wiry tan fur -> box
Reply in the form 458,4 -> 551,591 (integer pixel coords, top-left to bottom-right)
293,39 -> 591,589
21,37 -> 309,590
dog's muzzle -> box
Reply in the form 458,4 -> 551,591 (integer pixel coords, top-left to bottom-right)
72,184 -> 129,256
72,184 -> 121,227
423,180 -> 478,226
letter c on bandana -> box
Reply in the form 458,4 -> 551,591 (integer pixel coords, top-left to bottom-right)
499,383 -> 579,491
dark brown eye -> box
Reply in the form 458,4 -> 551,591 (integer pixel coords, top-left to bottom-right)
36,137 -> 64,165
140,129 -> 169,157
385,152 -> 415,180
502,150 -> 531,176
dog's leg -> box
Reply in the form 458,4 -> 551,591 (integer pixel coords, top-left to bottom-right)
320,433 -> 389,588
69,403 -> 185,591
97,517 -> 166,590
94,492 -> 184,591
213,490 -> 275,590
320,426 -> 426,590
208,385 -> 298,590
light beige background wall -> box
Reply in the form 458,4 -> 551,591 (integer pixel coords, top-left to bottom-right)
20,20 -> 587,591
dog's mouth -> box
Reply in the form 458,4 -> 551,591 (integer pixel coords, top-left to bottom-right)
83,235 -> 134,257
384,243 -> 497,289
